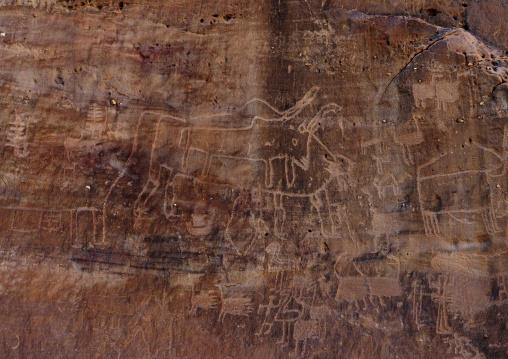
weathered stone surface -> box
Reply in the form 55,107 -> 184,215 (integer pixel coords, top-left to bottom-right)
0,1 -> 507,358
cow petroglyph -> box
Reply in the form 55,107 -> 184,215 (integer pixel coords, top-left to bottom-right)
417,136 -> 508,237
412,74 -> 459,110
103,88 -> 354,241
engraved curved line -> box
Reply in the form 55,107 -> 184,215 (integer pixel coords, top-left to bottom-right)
12,335 -> 20,350
187,86 -> 320,130
438,208 -> 490,214
419,169 -> 494,181
447,213 -> 475,224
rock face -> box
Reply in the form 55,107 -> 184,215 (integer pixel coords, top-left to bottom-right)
0,1 -> 507,358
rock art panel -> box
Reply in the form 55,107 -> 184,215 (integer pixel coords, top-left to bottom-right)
0,0 -> 507,358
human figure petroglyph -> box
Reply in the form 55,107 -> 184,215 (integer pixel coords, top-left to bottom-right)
291,285 -> 330,358
256,291 -> 280,336
274,289 -> 304,348
60,163 -> 76,189
63,103 -> 109,162
498,273 -> 508,303
431,275 -> 453,334
256,277 -> 330,358
83,103 -> 108,140
411,279 -> 425,329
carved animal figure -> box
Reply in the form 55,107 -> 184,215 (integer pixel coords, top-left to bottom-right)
292,318 -> 322,358
189,289 -> 220,315
265,242 -> 296,290
179,86 -> 321,185
333,253 -> 402,310
215,284 -> 253,323
103,88 -> 354,239
412,82 -> 435,107
412,75 -> 458,110
417,141 -> 506,237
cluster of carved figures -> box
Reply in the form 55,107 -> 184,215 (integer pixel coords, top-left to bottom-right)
1,85 -> 508,356
185,262 -> 508,357
2,85 -> 508,247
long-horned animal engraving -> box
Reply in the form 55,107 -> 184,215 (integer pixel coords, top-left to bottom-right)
103,88 -> 354,241
179,86 -> 321,184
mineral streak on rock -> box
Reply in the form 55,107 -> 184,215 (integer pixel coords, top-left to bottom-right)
0,0 -> 507,358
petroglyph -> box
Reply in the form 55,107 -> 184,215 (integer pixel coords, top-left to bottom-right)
104,88 -> 354,240
186,202 -> 215,237
417,136 -> 508,237
498,273 -> 508,303
215,284 -> 254,323
189,287 -> 220,315
412,75 -> 459,110
292,318 -> 323,358
394,116 -> 424,165
0,3 -> 507,357
6,114 -> 31,158
373,172 -> 411,199
334,252 -> 402,310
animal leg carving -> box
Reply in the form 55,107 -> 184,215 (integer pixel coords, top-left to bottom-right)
310,190 -> 335,234
422,211 -> 440,236
273,193 -> 287,238
162,167 -> 177,218
482,208 -> 500,234
134,165 -> 174,226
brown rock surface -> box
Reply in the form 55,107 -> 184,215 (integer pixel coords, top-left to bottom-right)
0,1 -> 507,358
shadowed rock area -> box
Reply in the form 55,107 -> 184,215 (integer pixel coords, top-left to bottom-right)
0,0 -> 507,358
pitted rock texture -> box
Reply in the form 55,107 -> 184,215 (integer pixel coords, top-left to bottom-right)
0,1 -> 508,358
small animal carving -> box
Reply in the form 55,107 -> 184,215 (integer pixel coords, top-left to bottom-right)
215,284 -> 254,323
189,289 -> 220,315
